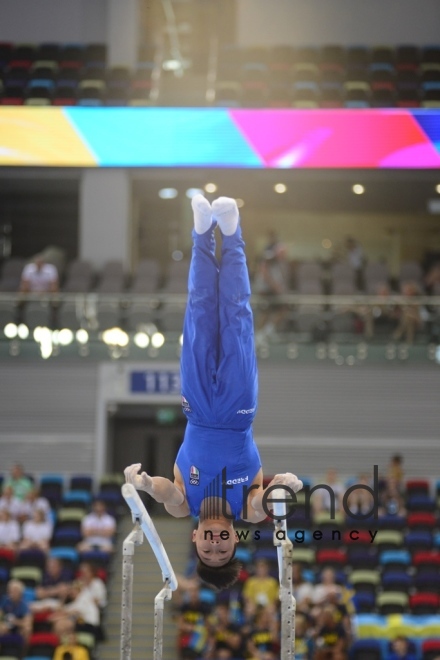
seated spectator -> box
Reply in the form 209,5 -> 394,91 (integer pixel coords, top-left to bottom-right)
19,486 -> 51,523
0,579 -> 33,644
77,499 -> 116,553
379,477 -> 406,517
345,474 -> 375,519
0,509 -> 20,549
361,283 -> 398,339
0,485 -> 23,519
313,468 -> 344,515
2,464 -> 33,501
388,635 -> 418,660
295,613 -> 314,660
387,454 -> 404,493
242,559 -> 279,618
20,508 -> 53,552
292,563 -> 314,612
176,583 -> 212,660
392,281 -> 424,344
51,562 -> 107,638
53,636 -> 90,660
312,568 -> 342,607
314,604 -> 347,660
206,603 -> 246,659
20,255 -> 59,294
32,557 -> 74,612
254,236 -> 290,343
245,604 -> 280,660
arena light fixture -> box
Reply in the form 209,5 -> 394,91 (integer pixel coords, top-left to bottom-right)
204,183 -> 217,193
321,239 -> 332,249
352,184 -> 365,195
274,183 -> 287,194
436,184 -> 440,195
158,188 -> 178,199
76,329 -> 89,345
134,332 -> 150,348
17,324 -> 29,340
185,188 -> 204,199
102,327 -> 129,347
151,332 -> 165,348
58,328 -> 74,346
171,250 -> 183,261
4,323 -> 18,339
162,59 -> 183,72
236,198 -> 245,208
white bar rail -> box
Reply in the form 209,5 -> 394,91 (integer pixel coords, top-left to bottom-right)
272,488 -> 296,660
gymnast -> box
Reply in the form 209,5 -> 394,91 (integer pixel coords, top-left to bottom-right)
124,195 -> 302,589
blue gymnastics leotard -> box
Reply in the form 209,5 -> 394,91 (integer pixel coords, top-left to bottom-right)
176,222 -> 262,520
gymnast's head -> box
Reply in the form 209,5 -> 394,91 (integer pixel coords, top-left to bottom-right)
192,518 -> 241,590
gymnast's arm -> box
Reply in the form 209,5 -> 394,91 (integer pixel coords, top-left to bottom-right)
242,471 -> 303,524
124,463 -> 190,518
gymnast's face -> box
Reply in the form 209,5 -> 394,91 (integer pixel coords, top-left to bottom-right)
192,521 -> 237,567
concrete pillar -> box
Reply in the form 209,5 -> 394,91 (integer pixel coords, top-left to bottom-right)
106,0 -> 139,68
79,169 -> 131,270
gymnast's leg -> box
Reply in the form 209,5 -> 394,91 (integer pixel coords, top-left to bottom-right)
212,197 -> 258,427
180,195 -> 219,423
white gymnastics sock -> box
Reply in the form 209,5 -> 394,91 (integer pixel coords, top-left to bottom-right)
191,194 -> 212,234
212,197 -> 239,236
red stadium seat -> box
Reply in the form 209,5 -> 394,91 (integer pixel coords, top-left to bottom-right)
316,549 -> 347,566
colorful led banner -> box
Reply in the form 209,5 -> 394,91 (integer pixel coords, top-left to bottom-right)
0,107 -> 439,168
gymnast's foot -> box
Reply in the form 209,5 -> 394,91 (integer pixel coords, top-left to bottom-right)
212,197 -> 239,236
191,194 -> 213,234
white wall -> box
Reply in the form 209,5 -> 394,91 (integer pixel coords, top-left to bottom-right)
79,169 -> 131,270
0,0 -> 107,43
237,0 -> 440,47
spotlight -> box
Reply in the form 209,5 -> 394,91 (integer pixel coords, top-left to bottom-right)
76,329 -> 89,345
17,324 -> 29,340
162,59 -> 183,72
4,323 -> 18,339
172,250 -> 184,261
58,328 -> 74,346
204,183 -> 217,193
102,327 -> 129,347
158,188 -> 178,199
436,184 -> 440,195
151,332 -> 165,348
352,184 -> 365,195
186,188 -> 204,199
179,333 -> 184,346
274,183 -> 287,194
321,239 -> 332,249
134,332 -> 150,348
236,198 -> 245,208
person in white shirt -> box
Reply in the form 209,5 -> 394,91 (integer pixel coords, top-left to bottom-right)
18,487 -> 51,524
0,485 -> 23,519
20,255 -> 59,293
78,499 -> 116,553
0,509 -> 20,548
20,509 -> 53,552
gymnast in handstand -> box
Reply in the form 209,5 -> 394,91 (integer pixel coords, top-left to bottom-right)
125,195 -> 302,589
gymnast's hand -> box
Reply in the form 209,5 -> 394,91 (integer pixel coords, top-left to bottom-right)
269,473 -> 303,493
124,463 -> 153,493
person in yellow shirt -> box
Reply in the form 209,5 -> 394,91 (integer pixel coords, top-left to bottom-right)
242,559 -> 279,618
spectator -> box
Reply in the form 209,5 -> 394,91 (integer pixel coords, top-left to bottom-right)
53,636 -> 90,660
312,569 -> 342,607
49,570 -> 104,642
313,469 -> 344,516
19,486 -> 51,523
20,255 -> 59,294
392,281 -> 424,344
20,508 -> 53,552
387,635 -> 418,660
387,455 -> 404,492
361,283 -> 397,339
345,474 -> 375,519
0,579 -> 32,644
0,509 -> 20,549
77,499 -> 116,553
75,562 -> 107,610
379,477 -> 406,517
32,557 -> 73,612
0,485 -> 23,519
254,239 -> 290,343
242,559 -> 279,618
2,464 -> 33,501
424,261 -> 440,293
246,604 -> 280,660
295,613 -> 314,660
314,604 -> 347,660
345,236 -> 365,288
292,563 -> 314,612
176,583 -> 211,660
206,603 -> 246,659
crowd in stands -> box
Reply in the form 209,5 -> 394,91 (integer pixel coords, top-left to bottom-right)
0,463 -> 121,660
1,42 -> 440,108
1,242 -> 439,343
174,457 -> 440,659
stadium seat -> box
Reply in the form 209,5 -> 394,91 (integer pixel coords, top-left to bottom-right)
405,530 -> 433,553
376,514 -> 406,530
376,591 -> 408,615
16,549 -> 46,569
407,512 -> 436,529
347,547 -> 379,569
381,569 -> 412,592
288,548 -> 315,566
27,633 -> 59,659
349,638 -> 383,660
410,593 -> 440,615
422,639 -> 440,660
0,634 -> 24,658
62,490 -> 92,509
10,566 -> 42,587
70,475 -> 94,492
349,570 -> 381,595
373,530 -> 404,551
352,592 -> 376,614
49,547 -> 79,570
406,479 -> 430,496
0,549 -> 16,570
129,259 -> 160,294
379,549 -> 411,569
316,549 -> 347,567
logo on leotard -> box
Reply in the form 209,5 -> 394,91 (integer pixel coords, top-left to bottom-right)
189,465 -> 200,486
236,408 -> 255,414
182,395 -> 192,413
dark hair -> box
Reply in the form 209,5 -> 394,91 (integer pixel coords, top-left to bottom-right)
194,547 -> 241,591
